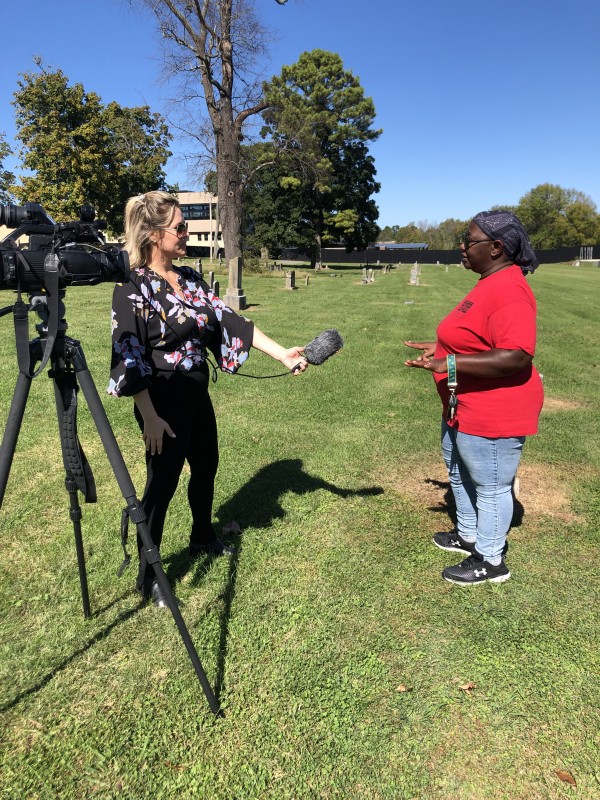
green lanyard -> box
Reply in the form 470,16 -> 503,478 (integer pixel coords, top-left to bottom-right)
447,354 -> 458,421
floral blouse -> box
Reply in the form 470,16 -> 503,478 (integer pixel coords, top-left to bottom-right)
108,265 -> 254,397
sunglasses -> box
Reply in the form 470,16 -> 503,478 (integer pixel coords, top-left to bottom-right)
462,232 -> 494,249
157,222 -> 188,237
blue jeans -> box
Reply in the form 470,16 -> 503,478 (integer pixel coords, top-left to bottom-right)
440,419 -> 525,561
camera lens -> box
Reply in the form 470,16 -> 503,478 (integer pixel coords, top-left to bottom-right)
0,203 -> 28,229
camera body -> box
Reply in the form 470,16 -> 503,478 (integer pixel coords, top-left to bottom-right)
0,202 -> 130,291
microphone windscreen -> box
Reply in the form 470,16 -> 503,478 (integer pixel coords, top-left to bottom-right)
303,329 -> 344,365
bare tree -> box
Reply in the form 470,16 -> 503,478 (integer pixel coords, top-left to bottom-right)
135,0 -> 278,264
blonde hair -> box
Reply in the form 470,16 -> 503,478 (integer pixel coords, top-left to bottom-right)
124,191 -> 180,268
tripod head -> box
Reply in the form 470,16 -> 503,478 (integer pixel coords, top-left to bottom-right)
29,290 -> 68,339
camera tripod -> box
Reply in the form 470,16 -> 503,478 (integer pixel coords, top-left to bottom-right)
0,292 -> 221,716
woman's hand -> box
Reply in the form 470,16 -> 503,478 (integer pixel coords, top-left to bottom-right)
281,347 -> 308,375
404,340 -> 436,359
133,389 -> 176,455
404,355 -> 447,373
142,415 -> 176,455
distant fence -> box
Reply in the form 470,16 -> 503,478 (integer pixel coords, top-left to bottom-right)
279,245 -> 599,265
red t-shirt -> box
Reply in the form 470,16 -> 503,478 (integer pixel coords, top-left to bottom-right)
433,264 -> 543,437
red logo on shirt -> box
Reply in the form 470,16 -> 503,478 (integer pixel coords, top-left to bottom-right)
457,300 -> 473,313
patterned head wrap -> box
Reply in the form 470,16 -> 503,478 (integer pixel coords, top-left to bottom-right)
472,210 -> 539,273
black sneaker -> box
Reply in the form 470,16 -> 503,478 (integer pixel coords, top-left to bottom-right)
433,530 -> 476,554
442,553 -> 511,585
433,531 -> 509,556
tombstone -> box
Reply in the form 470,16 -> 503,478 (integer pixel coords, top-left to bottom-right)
224,256 -> 247,311
213,280 -> 220,297
195,259 -> 203,279
445,265 -> 449,273
305,275 -> 310,286
409,262 -> 420,286
315,261 -> 321,271
361,267 -> 368,284
285,270 -> 297,290
208,271 -> 215,289
260,247 -> 269,270
368,268 -> 374,283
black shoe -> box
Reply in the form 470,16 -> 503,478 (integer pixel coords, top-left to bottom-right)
442,553 -> 511,585
433,530 -> 476,554
433,530 -> 509,556
189,539 -> 236,560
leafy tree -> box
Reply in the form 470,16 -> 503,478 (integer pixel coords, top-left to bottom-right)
12,62 -> 110,221
377,223 -> 425,243
0,133 -> 15,205
516,183 -> 600,247
425,218 -> 468,249
102,102 -> 172,231
257,49 -> 381,264
11,60 -> 171,231
242,142 -> 313,256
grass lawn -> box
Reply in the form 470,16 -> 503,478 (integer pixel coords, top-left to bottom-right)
0,261 -> 598,799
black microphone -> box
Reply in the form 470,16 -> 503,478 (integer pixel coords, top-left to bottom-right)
292,329 -> 344,372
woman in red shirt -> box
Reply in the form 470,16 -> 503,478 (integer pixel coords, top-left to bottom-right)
405,210 -> 543,585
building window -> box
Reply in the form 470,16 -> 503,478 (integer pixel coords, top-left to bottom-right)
180,203 -> 216,221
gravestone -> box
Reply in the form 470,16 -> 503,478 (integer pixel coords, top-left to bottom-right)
285,270 -> 297,290
409,262 -> 421,286
224,256 -> 247,311
213,280 -> 219,297
208,271 -> 215,289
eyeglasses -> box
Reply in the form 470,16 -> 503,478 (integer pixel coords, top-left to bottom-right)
462,233 -> 494,250
157,222 -> 188,237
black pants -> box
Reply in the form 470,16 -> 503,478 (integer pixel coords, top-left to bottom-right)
134,372 -> 219,591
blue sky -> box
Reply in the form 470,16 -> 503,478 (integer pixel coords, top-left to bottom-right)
1,0 -> 599,228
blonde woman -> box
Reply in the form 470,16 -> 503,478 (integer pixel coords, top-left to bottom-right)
109,192 -> 307,607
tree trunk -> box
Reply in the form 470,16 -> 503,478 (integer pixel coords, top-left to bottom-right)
214,122 -> 244,265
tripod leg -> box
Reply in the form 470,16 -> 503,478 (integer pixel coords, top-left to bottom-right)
52,367 -> 95,619
67,340 -> 222,716
63,475 -> 92,617
0,370 -> 33,506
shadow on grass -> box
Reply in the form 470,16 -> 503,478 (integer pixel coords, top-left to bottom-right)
0,594 -> 142,713
164,458 -> 383,703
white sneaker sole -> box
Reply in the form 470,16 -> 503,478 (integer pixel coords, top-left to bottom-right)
443,571 -> 511,586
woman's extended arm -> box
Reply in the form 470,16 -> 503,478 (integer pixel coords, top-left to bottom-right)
252,326 -> 308,374
405,348 -> 533,377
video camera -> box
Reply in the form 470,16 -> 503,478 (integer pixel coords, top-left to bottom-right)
0,201 -> 129,291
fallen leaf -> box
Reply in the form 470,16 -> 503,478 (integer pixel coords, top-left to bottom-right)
165,761 -> 185,772
459,681 -> 476,693
396,684 -> 409,693
555,769 -> 576,786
